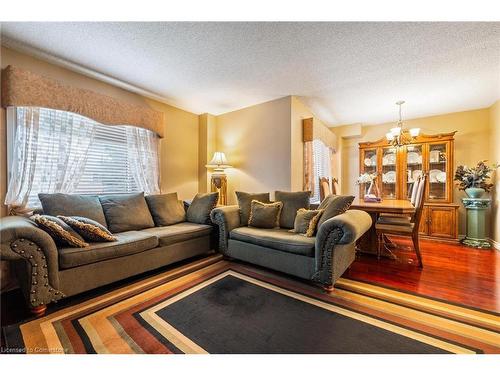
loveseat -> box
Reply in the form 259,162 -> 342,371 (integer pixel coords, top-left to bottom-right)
0,192 -> 217,314
210,195 -> 372,289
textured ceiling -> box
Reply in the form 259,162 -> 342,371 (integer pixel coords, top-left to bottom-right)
1,22 -> 499,125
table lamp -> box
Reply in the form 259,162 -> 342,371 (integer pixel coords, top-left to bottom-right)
206,152 -> 232,205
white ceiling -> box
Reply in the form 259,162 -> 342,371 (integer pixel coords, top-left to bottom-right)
1,22 -> 499,125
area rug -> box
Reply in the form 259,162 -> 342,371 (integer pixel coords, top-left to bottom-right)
3,256 -> 499,354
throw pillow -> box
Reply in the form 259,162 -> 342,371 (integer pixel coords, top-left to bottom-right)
58,216 -> 117,242
99,193 -> 155,233
289,208 -> 324,237
317,195 -> 355,227
248,200 -> 283,229
31,214 -> 88,248
235,191 -> 270,225
38,193 -> 108,227
145,192 -> 186,226
274,191 -> 311,229
186,192 -> 219,224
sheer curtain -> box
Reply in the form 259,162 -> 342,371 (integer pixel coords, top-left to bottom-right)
5,107 -> 96,214
126,127 -> 160,195
4,108 -> 40,213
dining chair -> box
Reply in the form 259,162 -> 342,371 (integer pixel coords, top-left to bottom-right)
375,175 -> 426,267
331,177 -> 339,195
377,176 -> 421,224
319,177 -> 331,202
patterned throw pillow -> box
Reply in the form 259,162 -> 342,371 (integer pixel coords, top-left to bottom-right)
58,216 -> 117,242
31,214 -> 89,248
289,208 -> 324,237
248,200 -> 283,229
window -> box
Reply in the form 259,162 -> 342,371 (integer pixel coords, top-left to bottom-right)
6,107 -> 159,208
310,139 -> 332,203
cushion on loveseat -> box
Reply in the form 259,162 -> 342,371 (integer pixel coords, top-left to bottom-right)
99,193 -> 155,233
235,191 -> 270,225
274,191 -> 311,229
58,231 -> 159,269
229,226 -> 315,257
317,194 -> 355,227
39,193 -> 108,227
142,222 -> 213,246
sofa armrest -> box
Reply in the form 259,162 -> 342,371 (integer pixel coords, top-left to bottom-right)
0,216 -> 64,308
313,210 -> 372,286
210,205 -> 241,255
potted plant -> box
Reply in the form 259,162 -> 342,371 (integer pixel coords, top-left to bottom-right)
454,160 -> 498,198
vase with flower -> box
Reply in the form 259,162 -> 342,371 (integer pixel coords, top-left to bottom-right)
454,160 -> 498,198
356,173 -> 381,202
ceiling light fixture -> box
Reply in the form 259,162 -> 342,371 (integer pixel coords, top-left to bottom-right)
385,101 -> 420,147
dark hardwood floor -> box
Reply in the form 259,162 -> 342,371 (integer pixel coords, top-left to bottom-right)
346,236 -> 500,313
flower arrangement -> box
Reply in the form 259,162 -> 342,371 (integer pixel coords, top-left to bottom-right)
356,172 -> 377,185
356,173 -> 381,202
454,160 -> 498,193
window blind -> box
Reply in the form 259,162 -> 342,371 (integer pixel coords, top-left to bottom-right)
310,139 -> 332,203
12,107 -> 141,207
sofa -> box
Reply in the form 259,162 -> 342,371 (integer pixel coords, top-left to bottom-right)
0,192 -> 217,315
210,200 -> 372,289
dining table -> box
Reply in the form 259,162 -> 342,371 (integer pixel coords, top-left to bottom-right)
350,198 -> 416,258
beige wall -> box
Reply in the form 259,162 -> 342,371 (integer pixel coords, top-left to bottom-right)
489,100 -> 500,245
198,113 -> 217,193
332,107 -> 493,237
216,96 -> 292,204
0,47 -> 200,210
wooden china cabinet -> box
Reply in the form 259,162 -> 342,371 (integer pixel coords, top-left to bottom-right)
358,131 -> 459,241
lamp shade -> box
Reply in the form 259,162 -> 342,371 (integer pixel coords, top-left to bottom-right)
206,152 -> 232,171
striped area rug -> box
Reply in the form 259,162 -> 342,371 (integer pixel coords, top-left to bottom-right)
3,255 -> 499,354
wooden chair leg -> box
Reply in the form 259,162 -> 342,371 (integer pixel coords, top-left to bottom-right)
377,231 -> 383,260
412,234 -> 423,268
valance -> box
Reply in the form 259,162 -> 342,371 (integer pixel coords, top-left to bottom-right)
302,117 -> 337,151
1,65 -> 165,137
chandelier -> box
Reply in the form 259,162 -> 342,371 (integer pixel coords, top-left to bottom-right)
386,101 -> 420,147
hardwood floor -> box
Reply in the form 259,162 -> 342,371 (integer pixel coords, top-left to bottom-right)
346,236 -> 500,313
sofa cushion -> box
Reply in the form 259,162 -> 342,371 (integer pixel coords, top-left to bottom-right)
274,191 -> 311,229
99,193 -> 155,233
31,214 -> 89,248
317,195 -> 355,227
248,200 -> 282,229
289,208 -> 324,237
186,192 -> 219,224
145,192 -> 186,226
58,231 -> 159,269
230,226 -> 315,257
235,191 -> 270,226
58,216 -> 117,242
142,222 -> 213,246
39,193 -> 107,227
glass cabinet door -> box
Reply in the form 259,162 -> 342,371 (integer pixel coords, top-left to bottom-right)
381,147 -> 397,199
404,144 -> 423,200
360,148 -> 378,195
427,142 -> 449,201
